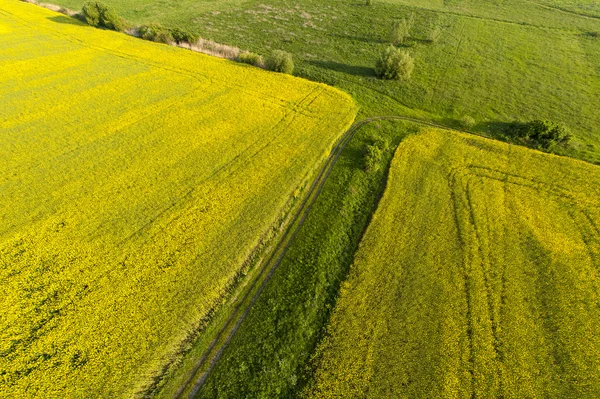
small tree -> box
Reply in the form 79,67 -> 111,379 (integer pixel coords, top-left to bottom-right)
389,19 -> 408,45
81,2 -> 125,31
390,13 -> 415,45
170,27 -> 200,44
364,144 -> 383,173
266,50 -> 294,74
459,115 -> 476,129
508,120 -> 572,150
525,120 -> 571,149
138,23 -> 174,43
81,2 -> 101,26
238,52 -> 264,67
375,46 -> 414,81
427,24 -> 441,43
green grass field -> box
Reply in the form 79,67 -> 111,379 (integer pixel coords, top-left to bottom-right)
53,0 -> 600,163
0,1 -> 356,397
305,129 -> 600,398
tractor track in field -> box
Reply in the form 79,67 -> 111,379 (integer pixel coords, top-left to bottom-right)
173,115 -> 470,399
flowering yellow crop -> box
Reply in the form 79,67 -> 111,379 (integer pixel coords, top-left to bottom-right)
0,1 -> 356,397
306,129 -> 600,398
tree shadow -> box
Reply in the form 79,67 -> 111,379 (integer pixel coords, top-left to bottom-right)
410,37 -> 433,45
581,31 -> 600,38
309,60 -> 375,77
477,120 -> 524,140
47,15 -> 85,26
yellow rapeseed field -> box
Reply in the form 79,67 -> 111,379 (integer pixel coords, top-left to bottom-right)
305,129 -> 600,398
0,1 -> 356,397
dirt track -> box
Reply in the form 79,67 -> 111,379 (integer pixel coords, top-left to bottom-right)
173,115 -> 470,398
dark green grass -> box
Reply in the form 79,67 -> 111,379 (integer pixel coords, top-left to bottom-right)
53,0 -> 600,162
183,120 -> 414,398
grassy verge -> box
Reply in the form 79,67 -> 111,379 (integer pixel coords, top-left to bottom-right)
192,120 -> 417,398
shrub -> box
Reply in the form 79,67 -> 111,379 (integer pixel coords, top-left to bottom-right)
265,50 -> 294,74
365,0 -> 373,5
427,24 -> 441,43
138,23 -> 174,44
364,144 -> 383,173
364,133 -> 389,173
81,2 -> 125,31
170,27 -> 200,44
81,2 -> 101,26
459,115 -> 476,129
238,52 -> 264,67
375,46 -> 414,81
389,19 -> 408,45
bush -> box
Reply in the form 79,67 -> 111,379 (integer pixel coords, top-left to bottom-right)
365,0 -> 373,5
81,2 -> 125,31
459,115 -> 476,129
238,52 -> 264,67
389,19 -> 408,45
364,144 -> 383,173
427,24 -> 442,43
375,46 -> 414,81
364,133 -> 389,173
265,50 -> 294,74
509,120 -> 572,150
170,27 -> 200,44
389,13 -> 415,45
138,23 -> 174,44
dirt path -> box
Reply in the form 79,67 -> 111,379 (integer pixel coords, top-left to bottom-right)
172,115 -> 471,398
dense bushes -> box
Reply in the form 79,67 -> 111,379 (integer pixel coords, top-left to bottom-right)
266,50 -> 294,74
238,52 -> 264,67
169,27 -> 200,44
375,46 -> 414,80
81,3 -> 200,45
137,24 -> 199,44
364,133 -> 390,173
81,2 -> 126,31
509,120 -> 571,150
138,23 -> 173,43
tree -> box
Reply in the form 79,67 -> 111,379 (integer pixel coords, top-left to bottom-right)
389,13 -> 415,45
508,120 -> 572,150
375,46 -> 414,81
389,19 -> 407,45
81,2 -> 125,31
266,50 -> 294,74
427,24 -> 442,43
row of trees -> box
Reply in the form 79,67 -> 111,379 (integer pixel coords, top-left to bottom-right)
80,2 -> 295,74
